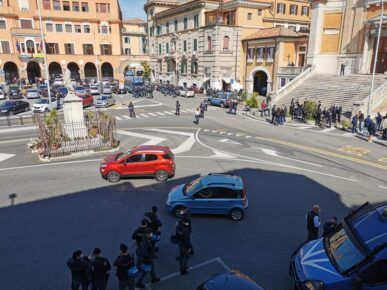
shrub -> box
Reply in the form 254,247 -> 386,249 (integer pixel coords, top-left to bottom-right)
246,93 -> 259,108
303,100 -> 317,120
341,119 -> 350,129
239,91 -> 248,102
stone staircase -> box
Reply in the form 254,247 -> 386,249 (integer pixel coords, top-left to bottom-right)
274,74 -> 387,116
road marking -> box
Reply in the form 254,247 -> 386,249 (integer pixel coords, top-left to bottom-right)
379,185 -> 387,189
0,153 -> 15,163
321,127 -> 336,133
117,130 -> 165,145
259,148 -> 278,156
338,145 -> 370,157
378,157 -> 387,163
147,112 -> 158,117
0,138 -> 31,144
186,109 -> 194,112
203,129 -> 210,132
155,112 -> 165,116
245,135 -> 252,138
236,133 -> 245,137
145,128 -> 195,154
227,132 -> 234,136
219,138 -> 242,145
115,116 -> 123,120
132,99 -> 163,108
211,130 -> 218,133
0,125 -> 36,134
180,109 -> 188,113
138,113 -> 149,118
122,115 -> 131,119
163,111 -> 173,115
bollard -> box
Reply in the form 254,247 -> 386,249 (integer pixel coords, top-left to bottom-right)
7,116 -> 11,126
9,193 -> 17,206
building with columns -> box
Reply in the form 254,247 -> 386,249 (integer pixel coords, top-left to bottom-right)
0,0 -> 149,84
307,0 -> 386,75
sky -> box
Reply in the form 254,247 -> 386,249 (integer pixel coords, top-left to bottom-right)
119,0 -> 147,20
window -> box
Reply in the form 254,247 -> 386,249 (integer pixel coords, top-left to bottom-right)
96,3 -> 110,13
158,61 -> 162,71
277,3 -> 286,14
247,13 -> 252,20
247,48 -> 254,60
26,40 -> 35,53
193,39 -> 197,52
166,22 -> 169,33
166,42 -> 169,53
301,6 -> 309,16
158,44 -> 161,54
149,26 -> 154,36
194,14 -> 199,28
207,36 -> 212,52
46,43 -> 59,54
359,260 -> 387,285
100,24 -> 109,34
124,48 -> 131,55
174,19 -> 178,31
43,0 -> 51,9
53,0 -> 61,10
290,5 -> 298,15
213,187 -> 242,199
126,154 -> 142,163
157,25 -> 161,35
257,47 -> 265,60
83,44 -> 94,55
81,2 -> 88,12
144,154 -> 158,162
74,25 -> 82,33
0,19 -> 5,29
20,19 -> 33,29
100,44 -> 112,55
180,60 -> 187,74
194,187 -> 214,199
72,1 -> 79,11
65,23 -> 72,32
183,40 -> 187,52
55,23 -> 63,32
288,25 -> 296,31
64,43 -> 74,54
183,17 -> 188,30
83,24 -> 90,33
46,22 -> 53,32
267,46 -> 275,59
63,1 -> 70,11
258,9 -> 262,16
280,78 -> 286,87
223,36 -> 230,50
191,61 -> 198,74
124,37 -> 130,44
1,41 -> 10,53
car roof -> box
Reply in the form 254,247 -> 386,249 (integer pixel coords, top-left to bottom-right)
204,271 -> 264,290
131,145 -> 170,154
201,174 -> 243,189
350,203 -> 387,252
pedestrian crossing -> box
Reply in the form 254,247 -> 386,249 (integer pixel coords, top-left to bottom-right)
115,108 -> 211,121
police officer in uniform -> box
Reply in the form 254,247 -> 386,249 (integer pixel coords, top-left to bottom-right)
90,248 -> 111,290
128,101 -> 136,118
132,219 -> 149,269
145,206 -> 162,251
67,250 -> 91,290
176,218 -> 193,275
175,101 -> 181,116
113,244 -> 135,290
306,205 -> 321,241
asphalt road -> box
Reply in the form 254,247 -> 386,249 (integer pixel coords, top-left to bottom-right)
0,91 -> 386,290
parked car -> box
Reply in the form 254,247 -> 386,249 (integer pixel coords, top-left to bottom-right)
193,85 -> 204,94
0,89 -> 6,100
78,94 -> 93,108
57,87 -> 68,97
32,98 -> 58,113
90,85 -> 100,95
290,202 -> 387,290
181,87 -> 195,98
102,86 -> 112,94
0,100 -> 30,116
100,145 -> 175,183
95,95 -> 115,108
208,92 -> 236,108
75,86 -> 86,95
166,173 -> 248,221
53,78 -> 63,86
175,86 -> 184,96
8,86 -> 22,99
197,271 -> 264,290
116,88 -> 127,95
26,89 -> 40,99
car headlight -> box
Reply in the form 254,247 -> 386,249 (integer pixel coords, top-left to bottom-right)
166,199 -> 171,206
301,280 -> 325,290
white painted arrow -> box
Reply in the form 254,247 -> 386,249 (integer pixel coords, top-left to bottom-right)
219,138 -> 242,145
260,148 -> 279,157
117,130 -> 166,145
0,153 -> 15,163
145,129 -> 195,155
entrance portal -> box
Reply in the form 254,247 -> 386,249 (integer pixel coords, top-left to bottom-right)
27,61 -> 41,83
253,70 -> 268,96
3,62 -> 19,84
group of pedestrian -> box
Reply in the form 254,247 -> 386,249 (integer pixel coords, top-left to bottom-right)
193,100 -> 208,125
271,105 -> 287,125
306,205 -> 338,242
351,111 -> 387,141
132,85 -> 153,99
67,206 -> 194,290
315,102 -> 343,127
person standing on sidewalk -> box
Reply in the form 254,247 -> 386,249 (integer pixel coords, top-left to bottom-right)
351,113 -> 358,134
260,100 -> 266,117
193,108 -> 200,125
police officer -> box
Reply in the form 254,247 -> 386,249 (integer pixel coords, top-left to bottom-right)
306,205 -> 321,241
176,218 -> 193,275
175,101 -> 181,116
136,229 -> 160,289
128,101 -> 136,118
323,216 -> 337,237
145,206 -> 162,251
90,248 -> 111,290
177,208 -> 194,255
67,250 -> 91,290
132,218 -> 149,269
113,244 -> 135,290
200,102 -> 205,118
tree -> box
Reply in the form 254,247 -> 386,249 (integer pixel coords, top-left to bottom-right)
141,61 -> 152,84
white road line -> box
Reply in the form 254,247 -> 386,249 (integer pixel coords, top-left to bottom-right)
219,138 -> 242,145
145,128 -> 195,154
321,127 -> 336,133
216,257 -> 232,271
163,111 -> 173,115
117,130 -> 165,145
132,99 -> 163,108
260,148 -> 279,156
147,112 -> 157,117
186,109 -> 194,112
0,153 -> 15,163
122,115 -> 131,119
115,116 -> 123,120
155,112 -> 165,116
180,109 -> 188,113
379,185 -> 387,189
138,113 -> 149,118
0,125 -> 36,134
227,132 -> 234,136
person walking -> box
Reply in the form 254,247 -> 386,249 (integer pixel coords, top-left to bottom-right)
145,206 -> 162,251
175,101 -> 180,116
136,229 -> 160,289
260,100 -> 266,117
90,248 -> 111,290
382,114 -> 387,140
271,105 -> 276,124
175,218 -> 193,275
193,108 -> 200,125
177,207 -> 194,255
337,106 -> 342,123
113,244 -> 136,290
358,111 -> 364,133
200,102 -> 205,118
376,112 -> 383,131
351,113 -> 358,134
128,101 -> 136,118
132,219 -> 149,269
67,250 -> 91,290
340,63 -> 345,75
367,116 -> 376,142
322,216 -> 338,237
306,205 -> 321,242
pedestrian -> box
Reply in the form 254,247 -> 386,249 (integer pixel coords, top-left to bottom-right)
271,105 -> 276,124
128,101 -> 136,118
382,114 -> 387,140
306,205 -> 321,242
67,250 -> 91,290
145,206 -> 162,251
113,244 -> 136,290
90,248 -> 111,290
200,102 -> 205,118
367,117 -> 376,142
316,104 -> 322,126
132,219 -> 149,269
351,113 -> 358,134
136,229 -> 160,289
322,216 -> 338,237
193,108 -> 200,125
175,101 -> 180,116
204,99 -> 208,111
376,112 -> 383,131
175,218 -> 193,275
337,106 -> 342,123
340,63 -> 345,75
358,111 -> 364,133
260,100 -> 266,117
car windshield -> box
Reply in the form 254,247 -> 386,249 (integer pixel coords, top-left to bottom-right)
75,87 -> 84,91
1,101 -> 14,107
183,178 -> 202,195
27,89 -> 38,93
326,227 -> 366,273
100,96 -> 109,100
36,99 -> 49,104
58,87 -> 68,93
91,86 -> 98,89
115,150 -> 131,161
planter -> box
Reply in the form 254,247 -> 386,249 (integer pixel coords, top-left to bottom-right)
305,119 -> 315,125
50,143 -> 61,150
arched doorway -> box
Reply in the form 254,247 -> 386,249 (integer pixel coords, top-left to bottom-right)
84,62 -> 97,79
3,62 -> 19,84
253,70 -> 268,96
101,62 -> 113,79
48,62 -> 62,78
67,62 -> 80,80
27,61 -> 41,83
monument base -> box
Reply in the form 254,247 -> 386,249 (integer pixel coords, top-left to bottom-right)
63,122 -> 88,139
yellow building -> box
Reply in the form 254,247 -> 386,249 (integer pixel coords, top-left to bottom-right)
243,27 -> 308,93
122,18 -> 147,56
0,0 -> 149,83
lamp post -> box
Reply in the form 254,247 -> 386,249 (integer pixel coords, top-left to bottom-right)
36,0 -> 52,108
367,0 -> 384,116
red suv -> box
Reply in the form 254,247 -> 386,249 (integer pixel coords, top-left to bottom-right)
78,94 -> 94,108
100,145 -> 175,182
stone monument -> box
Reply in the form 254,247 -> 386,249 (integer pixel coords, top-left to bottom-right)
62,68 -> 88,139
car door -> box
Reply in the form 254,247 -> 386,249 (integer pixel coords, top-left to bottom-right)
357,259 -> 387,289
122,154 -> 145,175
141,154 -> 160,175
189,187 -> 218,214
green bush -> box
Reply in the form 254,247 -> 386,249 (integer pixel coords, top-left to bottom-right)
239,91 -> 248,102
303,100 -> 317,120
246,93 -> 259,108
341,119 -> 350,129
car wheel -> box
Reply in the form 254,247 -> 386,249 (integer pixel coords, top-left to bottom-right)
229,208 -> 244,221
155,170 -> 168,182
220,102 -> 225,108
173,206 -> 186,218
107,171 -> 121,183
44,108 -> 49,113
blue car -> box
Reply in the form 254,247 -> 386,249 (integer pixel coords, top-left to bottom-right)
197,270 -> 264,290
208,92 -> 237,108
166,173 -> 248,221
290,202 -> 387,290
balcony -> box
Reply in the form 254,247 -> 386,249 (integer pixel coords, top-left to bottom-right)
278,66 -> 306,76
11,27 -> 42,37
0,6 -> 16,16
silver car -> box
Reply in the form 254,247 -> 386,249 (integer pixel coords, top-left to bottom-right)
95,95 -> 115,108
26,89 -> 40,99
102,86 -> 112,94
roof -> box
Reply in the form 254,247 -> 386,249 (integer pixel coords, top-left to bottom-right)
243,27 -> 306,41
202,174 -> 243,188
122,18 -> 146,25
131,145 -> 170,154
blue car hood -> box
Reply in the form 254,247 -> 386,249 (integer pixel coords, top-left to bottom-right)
168,184 -> 186,201
295,239 -> 343,284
